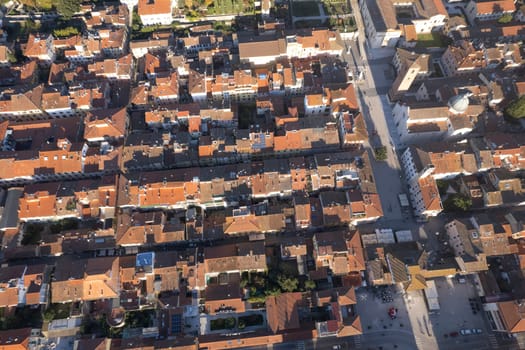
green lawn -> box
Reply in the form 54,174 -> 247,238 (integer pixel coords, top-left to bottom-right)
416,32 -> 448,48
292,1 -> 321,17
207,0 -> 254,15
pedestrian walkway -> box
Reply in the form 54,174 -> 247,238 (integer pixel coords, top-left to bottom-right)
487,334 -> 498,349
353,335 -> 362,348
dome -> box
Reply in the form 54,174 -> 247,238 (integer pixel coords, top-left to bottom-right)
448,92 -> 471,115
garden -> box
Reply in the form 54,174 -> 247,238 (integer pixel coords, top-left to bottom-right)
292,1 -> 321,17
238,314 -> 264,329
210,317 -> 236,331
416,32 -> 450,48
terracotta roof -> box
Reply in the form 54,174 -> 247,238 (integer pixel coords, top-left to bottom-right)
418,176 -> 442,212
328,84 -> 359,111
403,24 -> 417,42
266,292 -> 303,333
76,338 -> 110,350
476,0 -> 515,14
138,0 -> 172,16
238,38 -> 286,60
0,328 -> 31,350
23,34 -> 53,58
498,300 -> 525,333
84,108 -> 127,140
52,256 -> 119,303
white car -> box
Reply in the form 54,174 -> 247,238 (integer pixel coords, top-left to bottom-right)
460,329 -> 472,335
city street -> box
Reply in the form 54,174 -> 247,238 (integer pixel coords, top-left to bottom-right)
342,0 -> 407,222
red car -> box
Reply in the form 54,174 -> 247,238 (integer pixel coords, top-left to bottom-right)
449,332 -> 459,337
388,307 -> 397,320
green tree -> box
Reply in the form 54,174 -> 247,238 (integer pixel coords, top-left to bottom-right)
304,279 -> 316,291
6,51 -> 17,64
55,0 -> 81,19
497,13 -> 513,24
132,10 -> 143,32
42,309 -> 55,322
374,146 -> 388,161
23,20 -> 41,35
277,274 -> 299,293
444,194 -> 472,212
238,319 -> 246,329
505,96 -> 525,119
436,179 -> 448,195
224,317 -> 236,329
53,26 -> 79,38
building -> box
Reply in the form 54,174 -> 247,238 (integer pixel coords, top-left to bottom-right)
23,34 -> 55,66
51,256 -> 120,303
484,300 -> 525,333
138,0 -> 174,26
0,328 -> 32,350
389,49 -> 432,100
465,0 -> 516,22
312,230 -> 365,276
360,0 -> 447,48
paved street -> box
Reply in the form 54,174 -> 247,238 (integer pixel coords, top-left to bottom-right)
343,0 -> 407,223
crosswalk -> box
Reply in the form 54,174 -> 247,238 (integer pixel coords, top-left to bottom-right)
295,341 -> 305,350
487,334 -> 498,349
353,335 -> 362,349
414,335 -> 432,350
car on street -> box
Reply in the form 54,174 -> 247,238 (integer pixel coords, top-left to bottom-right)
460,329 -> 472,335
449,332 -> 459,337
473,329 -> 483,334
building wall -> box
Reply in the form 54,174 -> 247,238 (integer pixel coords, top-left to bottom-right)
413,15 -> 447,33
140,13 -> 173,26
483,303 -> 508,332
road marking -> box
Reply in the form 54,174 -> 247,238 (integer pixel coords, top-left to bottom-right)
353,335 -> 362,349
296,341 -> 305,350
487,334 -> 498,348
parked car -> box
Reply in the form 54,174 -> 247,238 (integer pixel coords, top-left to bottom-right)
473,329 -> 483,334
460,329 -> 472,335
449,332 -> 459,337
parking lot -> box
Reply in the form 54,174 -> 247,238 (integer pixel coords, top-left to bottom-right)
428,277 -> 487,337
356,285 -> 419,350
404,276 -> 496,350
355,276 -> 500,350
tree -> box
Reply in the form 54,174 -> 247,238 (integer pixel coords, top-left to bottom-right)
224,317 -> 236,329
277,274 -> 299,293
238,319 -> 246,329
498,13 -> 513,24
55,0 -> 81,19
436,179 -> 448,195
505,96 -> 525,119
7,51 -> 17,64
22,223 -> 44,245
374,146 -> 388,161
304,280 -> 316,291
53,26 -> 79,38
132,10 -> 143,32
443,194 -> 472,212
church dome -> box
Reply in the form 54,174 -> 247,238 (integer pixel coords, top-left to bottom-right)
448,92 -> 471,115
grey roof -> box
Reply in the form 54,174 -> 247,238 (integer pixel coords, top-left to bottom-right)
0,188 -> 22,230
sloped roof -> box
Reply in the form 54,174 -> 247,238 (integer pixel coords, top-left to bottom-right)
266,292 -> 303,334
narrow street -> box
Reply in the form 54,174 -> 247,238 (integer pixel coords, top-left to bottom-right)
342,2 -> 405,222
